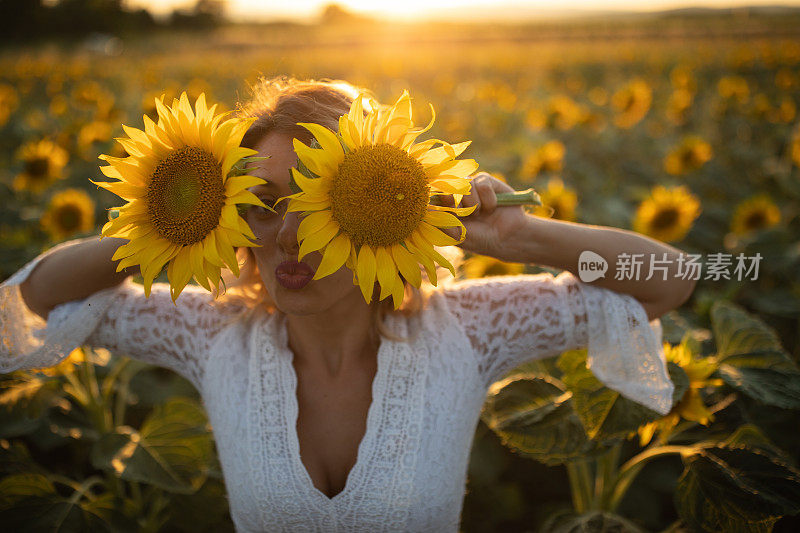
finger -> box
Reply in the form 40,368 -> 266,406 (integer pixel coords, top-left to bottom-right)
433,193 -> 456,208
458,183 -> 480,217
475,177 -> 497,214
440,225 -> 462,241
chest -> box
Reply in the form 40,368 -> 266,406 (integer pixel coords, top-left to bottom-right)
202,307 -> 488,531
293,363 -> 376,499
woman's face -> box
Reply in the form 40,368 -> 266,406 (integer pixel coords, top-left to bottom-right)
244,131 -> 366,315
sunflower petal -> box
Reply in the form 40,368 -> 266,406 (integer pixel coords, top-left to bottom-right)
356,245 -> 377,303
424,210 -> 464,228
417,221 -> 461,246
224,174 -> 267,196
428,203 -> 478,217
204,260 -> 222,291
375,247 -> 398,300
418,141 -> 471,166
297,210 -> 333,242
390,273 -> 404,310
188,243 -> 211,291
405,239 -> 438,286
298,219 -> 339,261
313,233 -> 350,280
291,167 -> 331,197
215,228 -> 240,276
227,189 -> 267,208
400,104 -> 436,150
219,204 -> 242,231
348,93 -> 367,139
203,230 -> 224,267
222,146 -> 257,177
167,246 -> 194,303
286,196 -> 331,213
391,243 -> 422,287
298,122 -> 344,162
293,139 -> 338,178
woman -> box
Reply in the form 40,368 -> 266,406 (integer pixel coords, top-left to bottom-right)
2,77 -> 694,532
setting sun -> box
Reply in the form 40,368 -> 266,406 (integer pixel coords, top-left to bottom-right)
128,0 -> 800,21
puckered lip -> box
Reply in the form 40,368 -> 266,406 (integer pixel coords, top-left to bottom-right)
274,260 -> 315,289
275,260 -> 315,276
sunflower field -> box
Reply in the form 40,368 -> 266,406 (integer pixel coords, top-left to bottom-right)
2,9 -> 800,532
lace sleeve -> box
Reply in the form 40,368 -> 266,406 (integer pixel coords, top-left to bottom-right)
440,270 -> 674,415
1,240 -> 246,391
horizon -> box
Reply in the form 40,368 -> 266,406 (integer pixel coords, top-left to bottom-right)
126,0 -> 800,22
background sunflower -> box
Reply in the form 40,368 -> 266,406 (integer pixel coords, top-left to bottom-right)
13,139 -> 69,193
40,188 -> 96,241
730,195 -> 782,236
633,185 -> 701,243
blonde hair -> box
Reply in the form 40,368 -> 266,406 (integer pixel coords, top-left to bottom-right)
211,75 -> 464,341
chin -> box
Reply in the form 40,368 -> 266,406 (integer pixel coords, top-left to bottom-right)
268,280 -> 333,315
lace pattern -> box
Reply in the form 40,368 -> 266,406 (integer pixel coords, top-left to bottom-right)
2,244 -> 676,531
0,238 -> 246,390
1,237 -> 119,373
440,271 -> 674,414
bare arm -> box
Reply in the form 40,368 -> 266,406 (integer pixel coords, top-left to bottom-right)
455,173 -> 697,322
19,236 -> 139,320
503,216 -> 697,321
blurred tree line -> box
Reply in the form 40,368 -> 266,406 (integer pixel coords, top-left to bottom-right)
0,0 -> 226,43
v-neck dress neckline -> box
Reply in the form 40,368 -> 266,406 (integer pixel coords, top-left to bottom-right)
244,307 -> 434,530
275,311 -> 390,505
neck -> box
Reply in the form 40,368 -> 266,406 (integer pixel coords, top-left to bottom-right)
284,291 -> 381,377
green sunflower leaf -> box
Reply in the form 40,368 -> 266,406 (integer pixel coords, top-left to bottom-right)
556,349 -> 688,442
481,373 -> 596,465
675,445 -> 800,532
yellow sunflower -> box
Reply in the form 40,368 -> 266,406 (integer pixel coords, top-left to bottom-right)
663,136 -> 713,176
520,140 -> 566,181
0,83 -> 19,126
284,90 -> 479,309
791,129 -> 800,169
462,255 -> 524,279
638,341 -> 723,446
41,188 -> 96,241
533,177 -> 577,222
611,78 -> 652,129
13,139 -> 69,193
730,195 -> 781,236
633,185 -> 701,243
90,92 -> 268,302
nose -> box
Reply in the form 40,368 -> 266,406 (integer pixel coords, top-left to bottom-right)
276,211 -> 301,256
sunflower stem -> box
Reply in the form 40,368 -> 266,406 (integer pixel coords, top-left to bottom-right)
496,188 -> 542,206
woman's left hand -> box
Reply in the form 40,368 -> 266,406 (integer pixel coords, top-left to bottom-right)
441,172 -> 529,258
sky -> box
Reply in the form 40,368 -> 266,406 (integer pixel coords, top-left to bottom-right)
127,0 -> 800,22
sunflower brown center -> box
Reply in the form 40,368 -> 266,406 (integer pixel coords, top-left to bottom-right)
146,146 -> 225,245
330,143 -> 430,247
651,207 -> 680,230
25,157 -> 49,177
55,205 -> 83,231
744,211 -> 766,230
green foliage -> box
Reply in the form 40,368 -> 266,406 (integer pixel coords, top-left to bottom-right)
91,398 -> 214,493
483,298 -> 800,530
0,474 -> 129,532
675,446 -> 800,532
1,11 -> 800,531
711,301 -> 800,409
0,351 -> 231,532
556,350 -> 689,441
539,510 -> 647,533
481,374 -> 595,465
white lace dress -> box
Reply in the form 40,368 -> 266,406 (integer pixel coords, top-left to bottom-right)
1,239 -> 674,533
